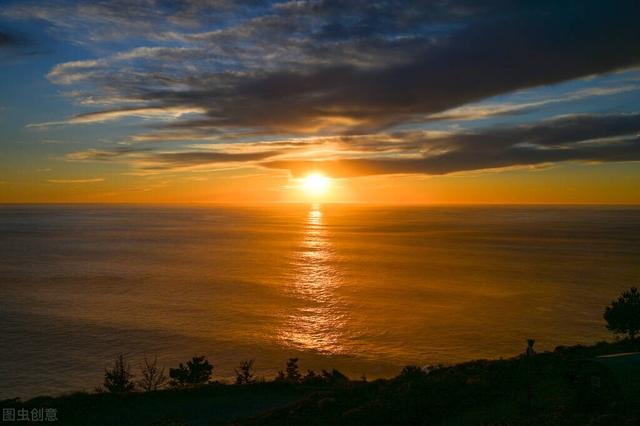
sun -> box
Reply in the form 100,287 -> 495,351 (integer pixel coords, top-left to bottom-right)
301,172 -> 331,196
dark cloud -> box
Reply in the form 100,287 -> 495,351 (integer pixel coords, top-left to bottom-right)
27,0 -> 640,136
263,114 -> 640,177
199,0 -> 640,132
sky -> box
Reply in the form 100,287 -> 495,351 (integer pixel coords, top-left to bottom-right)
1,0 -> 639,204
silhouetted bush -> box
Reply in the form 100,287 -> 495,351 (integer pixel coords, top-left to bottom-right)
169,356 -> 213,387
17,339 -> 640,425
235,359 -> 255,385
399,365 -> 427,380
298,369 -> 349,385
275,358 -> 302,383
604,287 -> 640,339
302,369 -> 322,385
320,369 -> 348,385
138,356 -> 167,391
286,358 -> 302,383
104,354 -> 135,393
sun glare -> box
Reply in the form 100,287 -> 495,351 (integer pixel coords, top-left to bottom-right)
301,172 -> 331,196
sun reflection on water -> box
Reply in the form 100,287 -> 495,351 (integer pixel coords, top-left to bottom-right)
278,204 -> 346,354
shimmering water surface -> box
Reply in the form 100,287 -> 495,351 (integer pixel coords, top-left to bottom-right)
1,204 -> 639,399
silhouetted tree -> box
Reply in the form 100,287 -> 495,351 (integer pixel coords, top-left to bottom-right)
104,354 -> 135,393
286,358 -> 301,383
399,365 -> 427,381
275,358 -> 302,383
169,356 -> 213,387
321,369 -> 348,384
235,359 -> 255,385
137,356 -> 167,391
604,287 -> 640,339
302,369 -> 319,384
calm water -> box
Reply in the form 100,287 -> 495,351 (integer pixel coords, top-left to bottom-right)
1,204 -> 639,399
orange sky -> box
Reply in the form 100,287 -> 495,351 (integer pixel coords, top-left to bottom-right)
2,161 -> 638,205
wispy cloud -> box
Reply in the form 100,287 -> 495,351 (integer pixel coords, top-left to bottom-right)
47,178 -> 105,183
64,113 -> 640,175
28,106 -> 206,128
1,1 -> 262,42
66,147 -> 281,171
426,83 -> 640,122
263,113 -> 640,177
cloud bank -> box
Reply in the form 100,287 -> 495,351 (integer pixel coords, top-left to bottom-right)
264,113 -> 640,176
5,0 -> 640,177
64,113 -> 640,176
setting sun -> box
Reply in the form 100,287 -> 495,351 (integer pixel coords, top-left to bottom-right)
301,172 -> 331,196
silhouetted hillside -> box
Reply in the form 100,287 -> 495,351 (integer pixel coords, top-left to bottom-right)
3,340 -> 640,425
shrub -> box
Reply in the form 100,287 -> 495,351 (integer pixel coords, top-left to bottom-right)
285,358 -> 302,383
399,365 -> 426,380
169,356 -> 213,387
104,354 -> 135,393
235,359 -> 255,385
604,287 -> 640,340
275,358 -> 302,383
321,369 -> 348,385
138,356 -> 167,391
302,369 -> 321,385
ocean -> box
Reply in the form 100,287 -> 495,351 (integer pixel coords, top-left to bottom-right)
1,204 -> 639,399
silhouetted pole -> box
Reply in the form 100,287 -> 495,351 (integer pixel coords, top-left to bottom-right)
525,339 -> 536,418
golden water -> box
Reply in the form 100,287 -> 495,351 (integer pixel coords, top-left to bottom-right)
1,204 -> 638,398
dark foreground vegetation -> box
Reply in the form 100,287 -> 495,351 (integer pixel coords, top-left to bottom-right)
2,288 -> 640,425
2,339 -> 640,426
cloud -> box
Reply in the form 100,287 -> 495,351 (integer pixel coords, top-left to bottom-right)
1,1 -> 264,42
426,83 -> 640,122
263,113 -> 640,177
141,150 -> 281,170
64,147 -> 148,161
28,106 -> 206,127
66,147 -> 281,170
65,113 -> 640,176
6,1 -> 640,180
18,0 -> 639,139
47,178 -> 105,183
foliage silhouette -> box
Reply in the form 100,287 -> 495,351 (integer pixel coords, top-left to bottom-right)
285,358 -> 301,383
169,356 -> 213,387
104,354 -> 135,393
138,356 -> 167,391
302,369 -> 320,385
320,369 -> 348,385
235,359 -> 256,385
275,358 -> 301,383
604,287 -> 640,339
399,365 -> 427,380
21,338 -> 640,425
